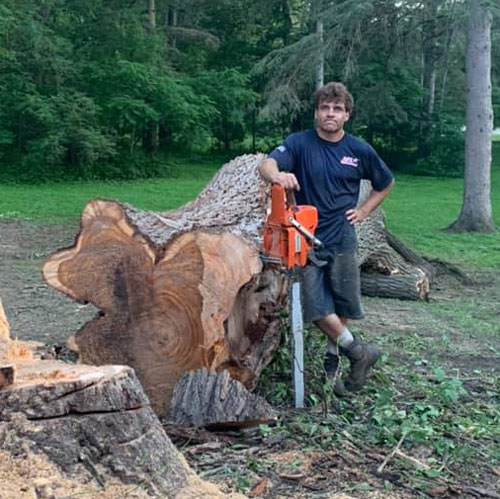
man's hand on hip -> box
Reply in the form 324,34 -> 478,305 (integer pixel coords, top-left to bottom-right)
346,207 -> 369,225
271,171 -> 300,191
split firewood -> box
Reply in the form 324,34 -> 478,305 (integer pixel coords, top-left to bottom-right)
42,155 -> 435,419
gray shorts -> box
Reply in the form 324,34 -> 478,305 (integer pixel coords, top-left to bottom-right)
300,247 -> 364,323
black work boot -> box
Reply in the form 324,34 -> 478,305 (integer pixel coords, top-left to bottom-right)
323,352 -> 348,397
340,338 -> 381,392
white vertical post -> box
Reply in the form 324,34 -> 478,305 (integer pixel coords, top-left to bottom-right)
290,280 -> 304,408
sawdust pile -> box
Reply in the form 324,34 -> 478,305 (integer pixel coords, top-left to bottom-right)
0,448 -> 245,499
0,448 -> 149,498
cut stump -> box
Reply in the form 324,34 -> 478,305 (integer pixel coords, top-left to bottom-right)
0,297 -> 240,498
0,361 -> 240,498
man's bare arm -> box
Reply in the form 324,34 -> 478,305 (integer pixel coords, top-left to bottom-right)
258,158 -> 300,190
345,179 -> 395,225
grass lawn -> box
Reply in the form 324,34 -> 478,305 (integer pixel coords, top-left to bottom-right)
1,144 -> 499,268
384,144 -> 500,268
0,157 -> 219,221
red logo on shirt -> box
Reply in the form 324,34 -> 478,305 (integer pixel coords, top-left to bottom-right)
340,156 -> 359,167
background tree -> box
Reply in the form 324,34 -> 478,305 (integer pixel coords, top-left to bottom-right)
447,0 -> 497,233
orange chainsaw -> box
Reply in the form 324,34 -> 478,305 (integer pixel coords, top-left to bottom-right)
261,184 -> 323,408
262,184 -> 323,268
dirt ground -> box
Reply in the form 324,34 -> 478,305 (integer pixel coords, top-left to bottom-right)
0,220 -> 97,347
1,219 -> 499,498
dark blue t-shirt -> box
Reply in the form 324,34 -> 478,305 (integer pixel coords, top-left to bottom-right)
268,129 -> 393,248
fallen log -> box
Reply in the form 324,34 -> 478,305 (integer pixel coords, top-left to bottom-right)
42,154 -> 434,419
42,154 -> 288,418
356,183 -> 433,301
361,273 -> 429,301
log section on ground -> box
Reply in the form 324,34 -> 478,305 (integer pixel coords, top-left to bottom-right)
42,155 -> 433,418
356,181 -> 434,301
169,368 -> 277,428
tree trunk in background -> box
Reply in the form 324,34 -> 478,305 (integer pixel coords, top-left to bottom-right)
314,0 -> 324,91
447,0 -> 496,233
422,0 -> 439,117
148,0 -> 156,30
439,0 -> 458,112
315,19 -> 324,90
145,0 -> 158,156
418,0 -> 439,158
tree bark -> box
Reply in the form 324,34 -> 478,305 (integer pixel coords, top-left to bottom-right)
42,156 -> 434,421
169,369 -> 277,428
447,0 -> 496,233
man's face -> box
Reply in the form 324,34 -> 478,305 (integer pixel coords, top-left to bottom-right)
315,99 -> 350,134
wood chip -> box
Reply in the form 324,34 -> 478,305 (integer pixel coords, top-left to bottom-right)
248,477 -> 269,497
427,485 -> 448,497
0,365 -> 16,388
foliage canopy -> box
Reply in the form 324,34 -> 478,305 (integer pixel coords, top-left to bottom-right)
0,0 -> 498,180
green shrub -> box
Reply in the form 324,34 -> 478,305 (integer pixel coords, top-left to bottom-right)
413,116 -> 465,177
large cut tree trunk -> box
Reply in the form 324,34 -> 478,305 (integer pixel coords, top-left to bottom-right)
42,154 -> 433,418
447,0 -> 496,233
43,155 -> 287,417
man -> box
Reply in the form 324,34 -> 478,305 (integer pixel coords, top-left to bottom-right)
258,82 -> 394,395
